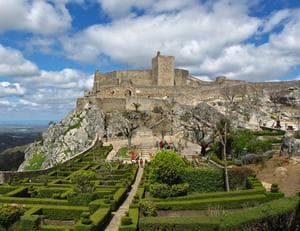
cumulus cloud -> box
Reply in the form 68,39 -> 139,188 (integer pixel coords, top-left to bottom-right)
0,82 -> 26,97
0,44 -> 40,77
0,0 -> 72,35
63,0 -> 260,67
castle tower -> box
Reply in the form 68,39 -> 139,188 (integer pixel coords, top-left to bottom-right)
152,51 -> 175,86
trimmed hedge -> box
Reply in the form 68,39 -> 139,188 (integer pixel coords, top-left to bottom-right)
5,186 -> 28,197
219,197 -> 299,231
119,208 -> 139,231
113,188 -> 127,210
154,194 -> 267,210
140,216 -> 221,231
140,197 -> 300,231
0,196 -> 69,206
150,187 -> 265,203
19,215 -> 40,231
40,225 -> 72,230
182,168 -> 224,192
42,206 -> 88,220
90,207 -> 111,230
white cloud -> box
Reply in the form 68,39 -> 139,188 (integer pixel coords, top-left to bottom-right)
261,9 -> 292,33
0,44 -> 40,77
0,0 -> 72,35
0,82 -> 26,97
63,0 -> 260,67
24,69 -> 93,89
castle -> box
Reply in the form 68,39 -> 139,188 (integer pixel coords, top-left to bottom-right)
77,52 -> 300,112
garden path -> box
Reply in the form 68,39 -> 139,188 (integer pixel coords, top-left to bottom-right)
105,166 -> 144,231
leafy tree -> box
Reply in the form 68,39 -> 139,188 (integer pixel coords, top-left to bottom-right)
149,150 -> 187,185
70,170 -> 96,194
0,204 -> 24,229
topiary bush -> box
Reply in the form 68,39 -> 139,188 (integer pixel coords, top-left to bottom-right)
149,150 -> 187,186
140,200 -> 157,217
70,170 -> 96,194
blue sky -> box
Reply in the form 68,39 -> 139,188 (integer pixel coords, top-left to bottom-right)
0,0 -> 300,123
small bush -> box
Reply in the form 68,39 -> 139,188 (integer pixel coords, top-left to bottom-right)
271,183 -> 279,193
170,183 -> 189,197
121,216 -> 132,225
140,200 -> 157,217
0,204 -> 25,229
149,183 -> 171,198
149,150 -> 187,186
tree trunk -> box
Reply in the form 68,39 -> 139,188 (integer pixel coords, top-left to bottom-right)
223,122 -> 230,192
128,136 -> 132,148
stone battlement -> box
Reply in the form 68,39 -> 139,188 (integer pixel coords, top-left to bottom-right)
77,52 -> 300,112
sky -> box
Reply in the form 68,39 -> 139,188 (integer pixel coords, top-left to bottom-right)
0,0 -> 300,123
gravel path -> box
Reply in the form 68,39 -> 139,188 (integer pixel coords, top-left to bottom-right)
105,166 -> 144,231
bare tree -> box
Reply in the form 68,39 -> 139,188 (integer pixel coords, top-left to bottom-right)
181,111 -> 215,156
132,103 -> 141,112
118,111 -> 140,148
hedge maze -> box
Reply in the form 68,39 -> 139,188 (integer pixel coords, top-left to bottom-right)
0,145 -> 138,231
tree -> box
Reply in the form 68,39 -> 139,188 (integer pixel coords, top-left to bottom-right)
132,102 -> 141,112
118,111 -> 140,148
216,118 -> 230,192
181,111 -> 215,156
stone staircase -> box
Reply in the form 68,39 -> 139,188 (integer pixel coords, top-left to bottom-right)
138,145 -> 158,161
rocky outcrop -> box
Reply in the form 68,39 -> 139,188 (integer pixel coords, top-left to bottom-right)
19,106 -> 105,170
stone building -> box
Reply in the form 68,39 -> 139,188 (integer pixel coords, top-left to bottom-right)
77,52 -> 300,112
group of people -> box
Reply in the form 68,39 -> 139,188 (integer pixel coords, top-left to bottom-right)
130,150 -> 145,167
157,140 -> 176,150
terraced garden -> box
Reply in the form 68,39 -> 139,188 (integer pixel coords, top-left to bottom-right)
0,144 -> 138,230
119,150 -> 300,231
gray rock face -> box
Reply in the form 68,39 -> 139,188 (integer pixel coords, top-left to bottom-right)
278,87 -> 300,107
19,106 -> 105,170
280,132 -> 300,157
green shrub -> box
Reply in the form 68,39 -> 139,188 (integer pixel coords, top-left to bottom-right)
70,170 -> 96,195
219,197 -> 299,231
228,167 -> 254,190
271,183 -> 279,193
139,216 -> 220,231
19,215 -> 41,231
0,204 -> 25,229
155,194 -> 267,210
149,150 -> 187,185
90,207 -> 111,230
119,208 -> 139,231
149,183 -> 171,198
171,183 -> 189,197
121,216 -> 132,225
140,200 -> 157,217
117,147 -> 128,157
42,206 -> 88,220
182,168 -> 224,192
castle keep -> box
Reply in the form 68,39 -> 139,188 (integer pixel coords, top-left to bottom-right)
77,52 -> 300,112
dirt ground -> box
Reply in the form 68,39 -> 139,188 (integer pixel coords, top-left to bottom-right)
248,155 -> 300,197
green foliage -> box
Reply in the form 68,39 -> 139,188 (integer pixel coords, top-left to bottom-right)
228,167 -> 254,190
219,197 -> 299,231
117,147 -> 128,157
20,215 -> 40,231
70,170 -> 96,194
42,206 -> 88,220
271,183 -> 279,193
210,154 -> 235,166
119,208 -> 139,231
139,216 -> 220,231
121,216 -> 132,225
0,204 -> 24,229
154,194 -> 267,210
140,200 -> 157,217
231,129 -> 272,157
182,168 -> 224,193
139,198 -> 299,231
24,152 -> 46,170
149,150 -> 187,185
251,130 -> 286,136
149,183 -> 170,198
